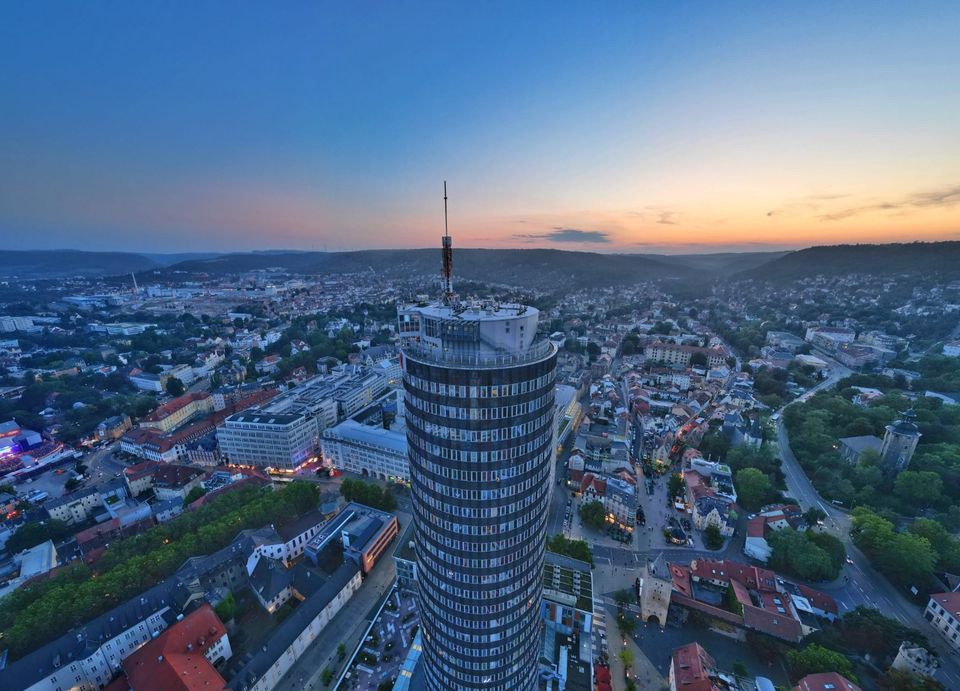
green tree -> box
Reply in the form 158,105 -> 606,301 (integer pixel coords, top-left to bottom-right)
851,507 -> 937,589
910,518 -> 960,573
668,473 -> 685,499
787,644 -> 856,682
894,471 -> 943,509
619,647 -> 635,667
214,592 -> 238,622
881,668 -> 945,690
768,529 -> 838,581
165,377 -> 185,397
704,524 -> 724,550
6,520 -> 71,553
337,642 -> 347,660
689,351 -> 709,368
803,507 -> 826,526
579,500 -> 606,530
735,467 -> 775,511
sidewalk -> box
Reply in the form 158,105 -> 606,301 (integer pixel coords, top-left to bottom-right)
593,562 -> 667,691
272,560 -> 396,691
271,511 -> 407,691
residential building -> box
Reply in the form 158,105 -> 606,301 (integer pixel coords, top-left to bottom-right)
129,371 -> 165,392
399,294 -> 558,691
226,561 -> 362,691
152,464 -> 206,501
669,642 -> 725,691
645,342 -> 727,368
123,461 -> 205,500
744,505 -> 804,563
804,326 -> 856,348
0,578 -> 179,691
891,642 -> 939,678
792,673 -> 862,691
837,435 -> 883,464
45,486 -> 108,525
140,392 -> 214,433
97,414 -> 132,441
693,495 -> 736,537
925,591 -> 960,653
668,559 -> 838,642
121,603 -> 231,691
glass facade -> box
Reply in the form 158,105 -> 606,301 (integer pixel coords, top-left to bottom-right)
403,345 -> 557,691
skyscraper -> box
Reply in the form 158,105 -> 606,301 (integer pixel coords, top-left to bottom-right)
398,187 -> 558,690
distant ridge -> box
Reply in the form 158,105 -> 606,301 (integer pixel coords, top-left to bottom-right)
0,250 -> 160,279
736,241 -> 960,281
159,248 -> 768,290
0,250 -> 232,279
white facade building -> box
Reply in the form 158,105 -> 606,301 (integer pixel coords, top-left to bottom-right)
925,592 -> 960,653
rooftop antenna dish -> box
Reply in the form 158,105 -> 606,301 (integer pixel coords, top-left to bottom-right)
441,181 -> 454,303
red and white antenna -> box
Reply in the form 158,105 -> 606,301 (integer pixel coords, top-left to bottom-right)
441,181 -> 454,302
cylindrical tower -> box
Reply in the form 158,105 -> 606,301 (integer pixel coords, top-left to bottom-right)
399,302 -> 557,690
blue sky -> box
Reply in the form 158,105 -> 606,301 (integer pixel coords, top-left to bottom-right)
1,1 -> 958,253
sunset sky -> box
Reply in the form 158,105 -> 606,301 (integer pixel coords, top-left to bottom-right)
1,2 -> 958,254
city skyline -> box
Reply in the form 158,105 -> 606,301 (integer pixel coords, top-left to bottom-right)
2,2 -> 959,254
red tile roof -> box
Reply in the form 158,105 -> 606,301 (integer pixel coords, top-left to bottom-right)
143,393 -> 211,422
671,642 -> 719,691
747,516 -> 767,538
793,672 -> 862,691
123,603 -> 228,691
930,592 -> 960,619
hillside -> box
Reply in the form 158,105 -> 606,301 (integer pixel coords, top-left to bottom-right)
0,251 -> 232,279
0,250 -> 161,279
737,242 -> 960,282
160,248 -> 699,290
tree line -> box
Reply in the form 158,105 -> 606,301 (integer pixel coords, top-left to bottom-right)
0,481 -> 319,659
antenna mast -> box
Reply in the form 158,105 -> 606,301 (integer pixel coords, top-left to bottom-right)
441,181 -> 454,303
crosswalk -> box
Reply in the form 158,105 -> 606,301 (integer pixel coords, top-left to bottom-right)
592,610 -> 608,655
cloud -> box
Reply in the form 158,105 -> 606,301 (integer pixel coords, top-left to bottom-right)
819,184 -> 960,222
656,212 -> 678,225
513,227 -> 611,243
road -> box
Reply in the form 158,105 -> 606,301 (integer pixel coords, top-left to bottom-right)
559,345 -> 960,688
773,361 -> 960,688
